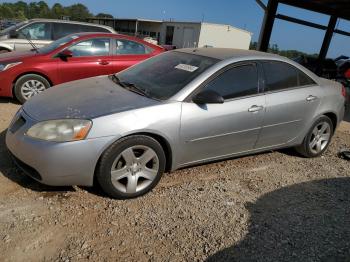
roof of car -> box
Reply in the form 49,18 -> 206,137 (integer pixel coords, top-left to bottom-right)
176,48 -> 280,61
27,18 -> 115,31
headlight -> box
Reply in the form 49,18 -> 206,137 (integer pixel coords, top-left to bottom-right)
0,61 -> 22,71
26,119 -> 92,142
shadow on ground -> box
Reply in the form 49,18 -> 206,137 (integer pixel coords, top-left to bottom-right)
207,177 -> 350,262
0,129 -> 74,193
0,97 -> 20,105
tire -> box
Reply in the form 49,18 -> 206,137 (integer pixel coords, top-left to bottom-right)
96,135 -> 166,199
14,74 -> 51,104
295,115 -> 334,158
0,49 -> 10,54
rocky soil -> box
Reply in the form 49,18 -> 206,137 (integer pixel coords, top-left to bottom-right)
0,98 -> 350,262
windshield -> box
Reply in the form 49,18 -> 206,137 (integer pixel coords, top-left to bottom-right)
39,35 -> 79,54
116,51 -> 219,100
0,21 -> 27,35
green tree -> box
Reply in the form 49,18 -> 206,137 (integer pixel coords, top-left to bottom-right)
51,3 -> 64,19
96,13 -> 113,18
65,4 -> 92,21
37,1 -> 50,18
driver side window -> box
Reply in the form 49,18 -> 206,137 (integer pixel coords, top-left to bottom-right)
203,64 -> 259,100
18,22 -> 51,40
67,38 -> 110,57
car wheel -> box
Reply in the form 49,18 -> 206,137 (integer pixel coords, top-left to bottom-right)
96,135 -> 166,199
0,49 -> 10,54
14,74 -> 50,104
295,115 -> 333,158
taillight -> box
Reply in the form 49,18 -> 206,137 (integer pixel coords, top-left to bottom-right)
345,69 -> 350,79
341,84 -> 346,98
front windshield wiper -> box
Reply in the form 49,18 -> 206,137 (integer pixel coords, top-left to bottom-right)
24,33 -> 39,53
110,75 -> 151,98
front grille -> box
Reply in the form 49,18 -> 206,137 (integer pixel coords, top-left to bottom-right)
9,116 -> 26,133
10,153 -> 42,181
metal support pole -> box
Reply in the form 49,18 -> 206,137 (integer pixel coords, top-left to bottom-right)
319,15 -> 338,60
257,0 -> 278,51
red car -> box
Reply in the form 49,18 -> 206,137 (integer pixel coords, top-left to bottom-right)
0,33 -> 164,103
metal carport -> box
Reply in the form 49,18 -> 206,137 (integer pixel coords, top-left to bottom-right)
256,0 -> 350,60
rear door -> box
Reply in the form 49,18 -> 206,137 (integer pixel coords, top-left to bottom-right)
179,62 -> 266,165
57,37 -> 114,84
110,38 -> 154,73
255,60 -> 321,148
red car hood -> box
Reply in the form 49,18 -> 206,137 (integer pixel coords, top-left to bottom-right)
0,50 -> 38,63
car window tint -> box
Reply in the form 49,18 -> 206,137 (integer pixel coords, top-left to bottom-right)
67,38 -> 110,57
53,23 -> 81,40
203,64 -> 258,100
115,39 -> 152,55
299,70 -> 316,86
263,61 -> 299,91
18,22 -> 51,40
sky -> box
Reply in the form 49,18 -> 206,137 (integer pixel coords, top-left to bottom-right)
2,0 -> 350,58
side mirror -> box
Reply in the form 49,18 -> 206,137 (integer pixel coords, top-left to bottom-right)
57,49 -> 73,60
192,90 -> 224,104
9,29 -> 18,39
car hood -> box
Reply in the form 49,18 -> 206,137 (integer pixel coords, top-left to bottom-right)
0,50 -> 37,63
23,76 -> 161,121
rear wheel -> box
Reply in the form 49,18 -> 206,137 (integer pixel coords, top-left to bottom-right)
96,135 -> 166,199
0,48 -> 10,54
14,74 -> 50,104
295,116 -> 333,158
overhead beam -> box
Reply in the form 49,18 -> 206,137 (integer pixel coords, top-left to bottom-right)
277,0 -> 350,21
319,15 -> 338,60
275,14 -> 327,30
255,0 -> 267,11
257,0 -> 278,51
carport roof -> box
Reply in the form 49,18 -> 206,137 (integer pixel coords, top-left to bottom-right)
278,0 -> 350,21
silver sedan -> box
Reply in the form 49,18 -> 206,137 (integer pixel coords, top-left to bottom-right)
6,48 -> 346,199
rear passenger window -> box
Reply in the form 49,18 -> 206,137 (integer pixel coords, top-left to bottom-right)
114,39 -> 152,55
203,64 -> 258,100
52,23 -> 110,40
299,70 -> 316,86
263,61 -> 316,92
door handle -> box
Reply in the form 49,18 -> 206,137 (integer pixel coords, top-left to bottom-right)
99,60 -> 110,65
306,95 -> 317,102
248,105 -> 264,112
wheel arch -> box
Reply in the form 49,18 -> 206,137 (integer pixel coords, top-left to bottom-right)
93,132 -> 174,185
322,112 -> 338,132
12,71 -> 53,97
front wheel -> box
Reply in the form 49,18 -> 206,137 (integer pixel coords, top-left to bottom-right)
295,116 -> 333,158
96,135 -> 166,199
14,74 -> 51,104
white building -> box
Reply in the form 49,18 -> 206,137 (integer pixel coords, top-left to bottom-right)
88,18 -> 252,50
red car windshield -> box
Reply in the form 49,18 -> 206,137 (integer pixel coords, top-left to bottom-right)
39,35 -> 79,54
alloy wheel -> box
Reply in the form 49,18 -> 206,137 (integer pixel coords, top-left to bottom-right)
20,80 -> 46,100
110,145 -> 159,194
308,121 -> 331,154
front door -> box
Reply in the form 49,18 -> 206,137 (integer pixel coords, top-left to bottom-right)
57,37 -> 114,84
179,63 -> 265,165
14,22 -> 52,51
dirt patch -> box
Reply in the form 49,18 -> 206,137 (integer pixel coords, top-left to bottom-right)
0,98 -> 349,261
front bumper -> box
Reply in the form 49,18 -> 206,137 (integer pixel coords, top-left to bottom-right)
6,110 -> 117,186
0,70 -> 15,97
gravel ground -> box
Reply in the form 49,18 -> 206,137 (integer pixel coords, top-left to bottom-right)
0,98 -> 350,262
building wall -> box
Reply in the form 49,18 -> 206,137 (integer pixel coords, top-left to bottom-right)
198,23 -> 252,49
160,22 -> 201,48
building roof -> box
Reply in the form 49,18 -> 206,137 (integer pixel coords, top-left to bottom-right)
176,48 -> 279,61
